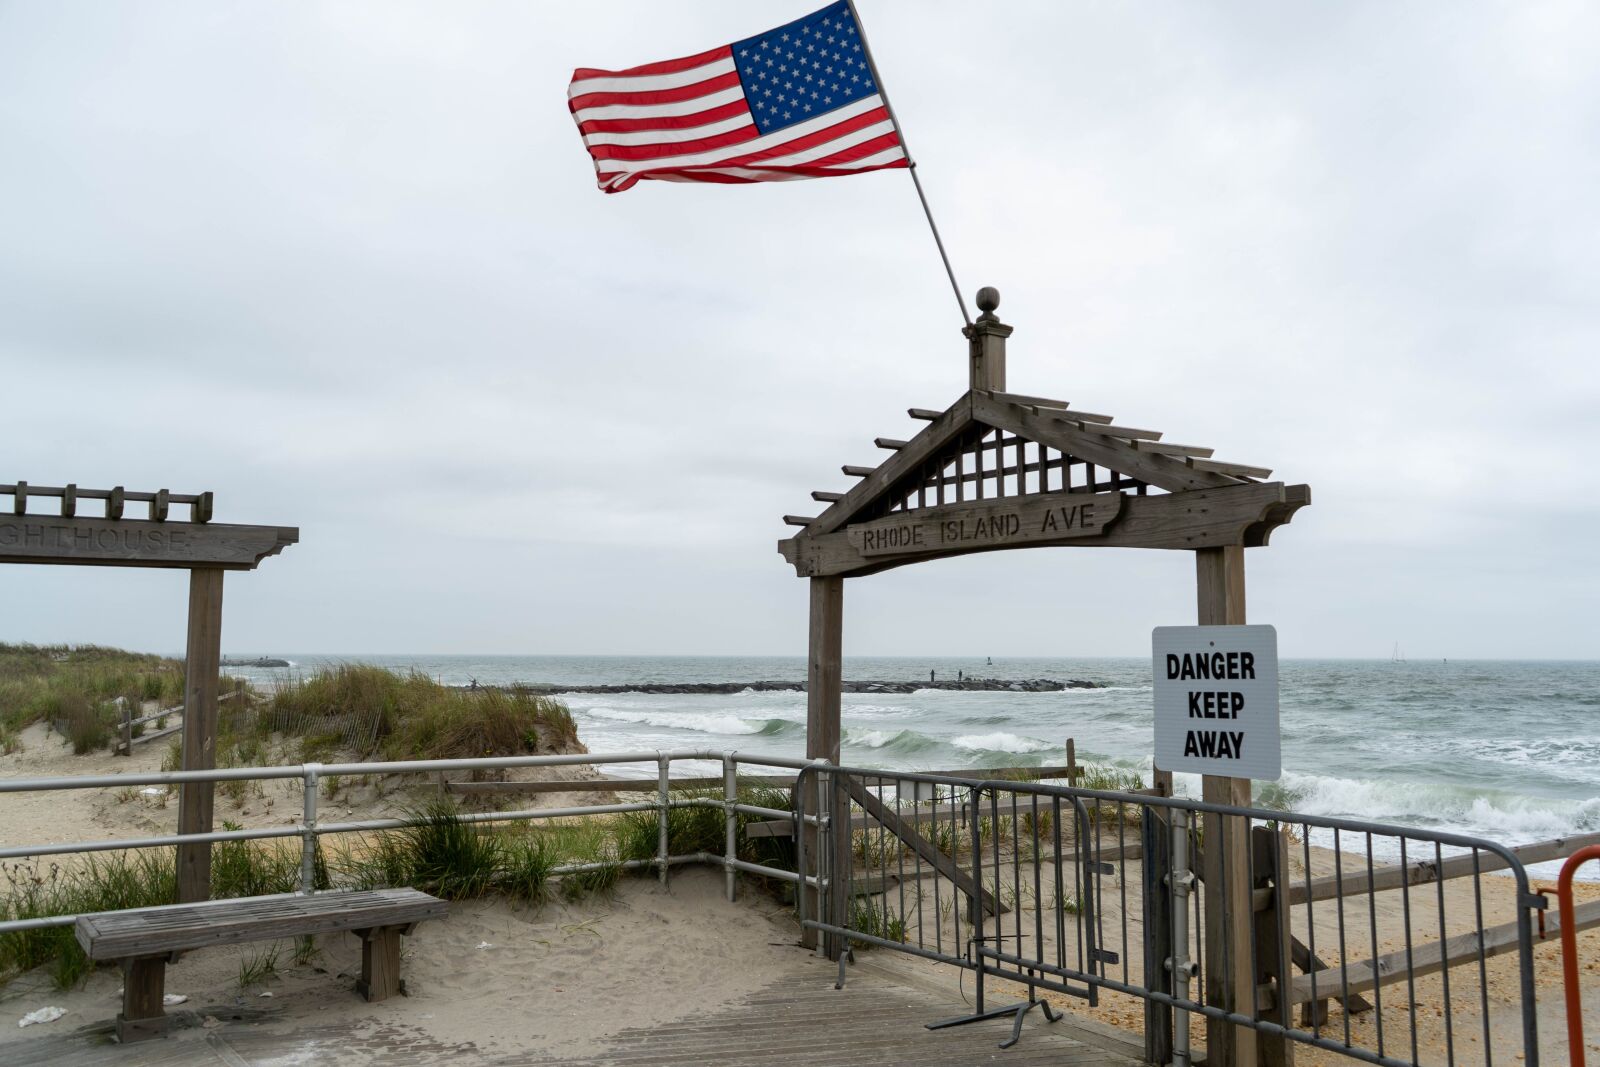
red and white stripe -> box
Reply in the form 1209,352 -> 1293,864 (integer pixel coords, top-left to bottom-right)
568,45 -> 907,193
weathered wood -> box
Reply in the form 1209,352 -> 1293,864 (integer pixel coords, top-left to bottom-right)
0,516 -> 297,570
965,293 -> 1010,391
118,956 -> 171,1042
803,395 -> 974,537
1289,934 -> 1372,1022
1286,830 -> 1600,906
177,568 -> 224,904
1074,422 -> 1163,441
75,889 -> 446,960
783,515 -> 816,527
1197,544 -> 1255,1067
974,394 -> 1241,494
874,437 -> 909,450
811,491 -> 844,503
151,489 -> 170,522
107,485 -> 125,520
841,465 -> 875,477
1283,899 -> 1600,1009
1133,440 -> 1215,460
1190,457 -> 1272,480
990,391 -> 1069,410
841,775 -> 1005,917
444,764 -> 1078,798
805,574 -> 844,954
1252,827 -> 1294,1067
780,483 -> 1305,578
907,407 -> 941,420
356,925 -> 405,1001
847,491 -> 1121,557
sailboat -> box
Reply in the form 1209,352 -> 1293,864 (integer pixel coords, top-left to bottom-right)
1391,643 -> 1405,663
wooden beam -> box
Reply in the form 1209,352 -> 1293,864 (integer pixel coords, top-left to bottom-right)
1134,440 -> 1216,460
811,491 -> 844,503
804,395 -> 974,537
444,764 -> 1078,798
177,568 -> 224,904
0,517 -> 297,571
1079,423 -> 1164,441
1286,830 -> 1600,907
841,465 -> 875,477
1191,457 -> 1273,480
1197,545 -> 1255,1067
842,775 -> 1005,917
990,391 -> 1070,410
874,437 -> 909,450
973,394 -> 1240,493
1284,899 -> 1600,1008
783,515 -> 815,527
907,408 -> 941,420
779,483 -> 1302,578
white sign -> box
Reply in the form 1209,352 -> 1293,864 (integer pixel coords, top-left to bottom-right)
1152,624 -> 1281,780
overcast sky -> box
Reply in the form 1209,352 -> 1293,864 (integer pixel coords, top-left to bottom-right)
2,1 -> 1596,660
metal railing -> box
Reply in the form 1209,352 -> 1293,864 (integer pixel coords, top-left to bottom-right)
796,765 -> 1550,1067
0,749 -> 822,935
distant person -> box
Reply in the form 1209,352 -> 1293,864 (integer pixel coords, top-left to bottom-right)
930,669 -> 936,682
958,670 -> 963,681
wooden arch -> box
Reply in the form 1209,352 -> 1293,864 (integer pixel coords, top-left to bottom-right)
1,481 -> 296,903
774,289 -> 1311,1065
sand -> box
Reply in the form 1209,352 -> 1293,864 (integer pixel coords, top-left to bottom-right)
0,867 -> 801,1058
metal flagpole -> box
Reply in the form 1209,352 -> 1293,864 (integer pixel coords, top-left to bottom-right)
845,0 -> 972,328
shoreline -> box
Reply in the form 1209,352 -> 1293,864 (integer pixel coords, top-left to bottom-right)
507,677 -> 1102,696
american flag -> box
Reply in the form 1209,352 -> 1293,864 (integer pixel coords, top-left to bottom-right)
568,1 -> 909,193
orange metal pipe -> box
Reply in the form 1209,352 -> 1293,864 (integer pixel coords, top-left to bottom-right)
1558,845 -> 1600,1067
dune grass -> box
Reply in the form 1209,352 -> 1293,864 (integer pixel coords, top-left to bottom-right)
0,643 -> 185,755
262,664 -> 582,763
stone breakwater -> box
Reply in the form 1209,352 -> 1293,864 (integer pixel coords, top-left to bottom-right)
514,678 -> 1101,696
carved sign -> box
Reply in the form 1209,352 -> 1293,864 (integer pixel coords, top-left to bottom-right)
0,517 -> 298,570
847,492 -> 1123,558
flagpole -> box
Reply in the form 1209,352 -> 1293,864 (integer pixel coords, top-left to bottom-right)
845,0 -> 972,328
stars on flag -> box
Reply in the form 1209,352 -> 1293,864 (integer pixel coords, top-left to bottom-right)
734,1 -> 875,135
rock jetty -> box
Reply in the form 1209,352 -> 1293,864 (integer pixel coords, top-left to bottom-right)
221,657 -> 292,668
518,678 -> 1099,696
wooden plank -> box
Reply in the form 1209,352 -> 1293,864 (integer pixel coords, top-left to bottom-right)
1191,457 -> 1273,480
803,395 -> 975,537
841,465 -> 875,477
177,568 -> 224,904
0,516 -> 297,570
1133,440 -> 1216,460
990,391 -> 1071,410
811,491 -> 844,503
1284,899 -> 1600,1008
783,515 -> 815,527
1077,423 -> 1164,441
78,889 -> 447,959
907,407 -> 941,420
973,394 -> 1241,494
874,438 -> 909,450
779,483 -> 1300,578
841,774 -> 1005,917
1286,831 -> 1600,906
445,764 -> 1078,798
846,491 -> 1122,558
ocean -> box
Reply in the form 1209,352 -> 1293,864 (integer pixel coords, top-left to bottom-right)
226,655 -> 1599,869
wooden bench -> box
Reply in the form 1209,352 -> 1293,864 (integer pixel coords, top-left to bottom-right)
74,888 -> 447,1042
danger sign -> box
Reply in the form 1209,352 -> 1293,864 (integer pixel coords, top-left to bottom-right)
1152,624 -> 1281,780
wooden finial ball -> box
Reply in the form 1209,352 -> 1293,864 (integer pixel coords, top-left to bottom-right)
976,287 -> 1000,314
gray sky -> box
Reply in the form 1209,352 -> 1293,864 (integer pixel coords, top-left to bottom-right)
2,1 -> 1596,660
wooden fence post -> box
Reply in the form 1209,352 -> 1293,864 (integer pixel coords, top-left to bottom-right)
176,567 -> 224,904
1252,826 -> 1295,1067
804,574 -> 844,954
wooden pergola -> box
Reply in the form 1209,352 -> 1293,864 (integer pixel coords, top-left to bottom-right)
0,481 -> 297,903
776,288 -> 1310,1065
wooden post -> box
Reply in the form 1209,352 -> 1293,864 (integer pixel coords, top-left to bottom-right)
1252,826 -> 1295,1067
117,956 -> 171,1041
1196,545 -> 1256,1067
176,567 -> 224,905
964,286 -> 1011,392
804,575 -> 844,953
119,700 -> 132,757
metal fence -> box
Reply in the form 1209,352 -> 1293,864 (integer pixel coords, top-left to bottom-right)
796,765 -> 1554,1067
0,749 -> 821,936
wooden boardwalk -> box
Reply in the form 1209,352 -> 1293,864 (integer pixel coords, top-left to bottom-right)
4,956 -> 1142,1067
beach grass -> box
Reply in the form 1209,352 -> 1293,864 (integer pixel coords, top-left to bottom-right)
0,642 -> 185,755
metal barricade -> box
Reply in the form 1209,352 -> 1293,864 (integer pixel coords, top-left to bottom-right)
800,765 -> 1548,1067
